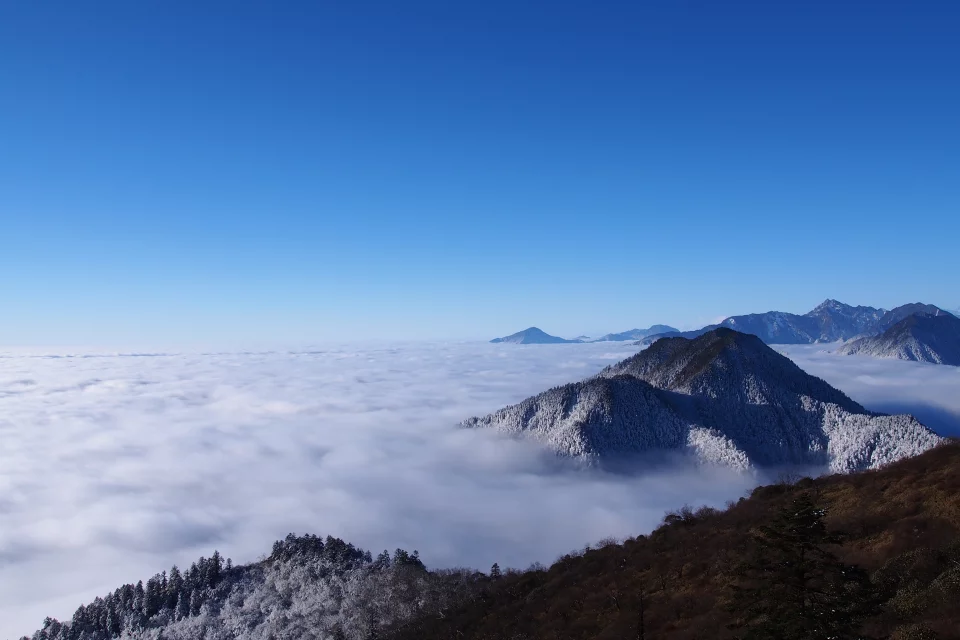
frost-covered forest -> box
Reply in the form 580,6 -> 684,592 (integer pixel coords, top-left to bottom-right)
23,534 -> 487,640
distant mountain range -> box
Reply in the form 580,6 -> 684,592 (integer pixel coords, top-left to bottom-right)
490,325 -> 679,344
590,325 -> 679,342
637,299 -> 899,346
489,327 -> 582,344
466,328 -> 942,471
633,301 -> 958,366
490,300 -> 959,367
839,312 -> 960,366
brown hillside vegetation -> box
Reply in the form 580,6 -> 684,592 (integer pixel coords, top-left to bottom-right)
391,442 -> 960,640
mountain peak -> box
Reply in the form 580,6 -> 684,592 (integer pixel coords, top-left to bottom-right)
605,328 -> 859,408
810,298 -> 848,313
490,327 -> 581,344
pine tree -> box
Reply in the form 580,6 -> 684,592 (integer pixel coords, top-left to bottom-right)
489,563 -> 502,580
729,493 -> 878,640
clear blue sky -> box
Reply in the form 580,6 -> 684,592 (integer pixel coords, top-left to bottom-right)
1,1 -> 958,344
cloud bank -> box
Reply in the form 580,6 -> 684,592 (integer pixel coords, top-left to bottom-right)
1,342 -> 753,639
1,340 -> 956,638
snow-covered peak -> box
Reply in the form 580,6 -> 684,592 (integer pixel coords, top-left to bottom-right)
466,328 -> 942,472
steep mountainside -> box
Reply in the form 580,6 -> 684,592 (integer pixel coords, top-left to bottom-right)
592,325 -> 679,342
391,442 -> 960,640
465,329 -> 942,471
489,327 -> 581,344
839,313 -> 960,365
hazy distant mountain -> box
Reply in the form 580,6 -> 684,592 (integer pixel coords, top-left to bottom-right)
839,313 -> 960,365
489,327 -> 582,344
466,328 -> 941,472
592,325 -> 679,342
573,335 -> 592,341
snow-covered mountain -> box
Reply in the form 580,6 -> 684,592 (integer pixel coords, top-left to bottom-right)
489,327 -> 582,344
591,325 -> 679,342
465,328 -> 942,472
838,312 -> 960,365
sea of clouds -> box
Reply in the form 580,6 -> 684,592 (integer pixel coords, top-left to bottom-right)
1,340 -> 958,638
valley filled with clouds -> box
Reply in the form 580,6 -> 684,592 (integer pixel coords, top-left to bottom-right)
1,341 -> 958,638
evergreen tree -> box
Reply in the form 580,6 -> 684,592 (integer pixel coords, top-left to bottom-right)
166,566 -> 183,610
729,493 -> 878,640
208,550 -> 223,586
189,588 -> 203,616
175,591 -> 190,621
144,576 -> 162,617
489,563 -> 502,580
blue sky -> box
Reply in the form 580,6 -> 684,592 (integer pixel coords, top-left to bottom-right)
1,1 -> 958,344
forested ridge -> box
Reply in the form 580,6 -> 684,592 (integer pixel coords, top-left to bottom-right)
21,442 -> 960,640
392,441 -> 960,640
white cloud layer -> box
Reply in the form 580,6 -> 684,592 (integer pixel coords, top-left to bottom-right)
1,341 -> 957,639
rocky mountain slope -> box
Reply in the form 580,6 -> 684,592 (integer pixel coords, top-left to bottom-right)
465,329 -> 942,471
489,327 -> 581,344
839,312 -> 960,365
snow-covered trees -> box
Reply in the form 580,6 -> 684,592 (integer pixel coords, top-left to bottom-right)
22,535 -> 485,640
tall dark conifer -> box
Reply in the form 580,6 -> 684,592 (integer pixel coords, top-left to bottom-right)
730,493 -> 878,640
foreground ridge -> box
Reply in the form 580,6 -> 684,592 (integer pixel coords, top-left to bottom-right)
391,441 -> 960,640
